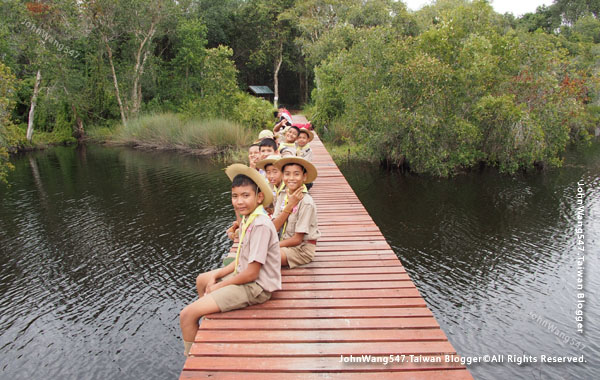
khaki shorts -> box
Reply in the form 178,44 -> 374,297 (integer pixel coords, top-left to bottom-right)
281,242 -> 316,268
208,273 -> 272,312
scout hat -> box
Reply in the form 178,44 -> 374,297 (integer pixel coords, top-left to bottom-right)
256,154 -> 281,171
297,128 -> 314,142
274,157 -> 318,184
225,164 -> 273,207
258,129 -> 274,140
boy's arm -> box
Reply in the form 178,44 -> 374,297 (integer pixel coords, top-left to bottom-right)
273,119 -> 286,132
203,261 -> 235,294
271,187 -> 304,231
280,232 -> 305,248
206,262 -> 262,294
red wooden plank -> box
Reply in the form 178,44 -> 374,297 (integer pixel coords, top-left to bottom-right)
183,356 -> 466,372
294,260 -> 403,269
181,370 -> 474,380
282,281 -> 415,290
205,307 -> 432,319
272,288 -> 421,299
242,298 -> 427,309
189,341 -> 457,357
200,317 -> 439,330
311,254 -> 397,261
282,274 -> 412,283
195,329 -> 447,343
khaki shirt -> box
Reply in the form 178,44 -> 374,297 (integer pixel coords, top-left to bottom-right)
296,145 -> 313,161
237,214 -> 282,292
279,143 -> 296,157
273,191 -> 321,241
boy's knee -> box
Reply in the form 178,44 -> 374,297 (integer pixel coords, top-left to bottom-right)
180,304 -> 196,324
195,272 -> 210,288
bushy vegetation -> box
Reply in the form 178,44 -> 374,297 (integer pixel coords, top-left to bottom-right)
111,113 -> 254,154
311,0 -> 599,175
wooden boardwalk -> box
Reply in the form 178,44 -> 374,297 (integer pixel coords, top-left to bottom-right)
180,120 -> 474,379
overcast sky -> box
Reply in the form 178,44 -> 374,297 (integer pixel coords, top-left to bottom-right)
403,0 -> 555,17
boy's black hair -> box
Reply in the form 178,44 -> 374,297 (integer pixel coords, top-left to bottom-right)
259,138 -> 278,151
277,104 -> 285,109
282,162 -> 307,174
297,129 -> 310,137
231,174 -> 260,193
288,126 -> 300,134
249,143 -> 259,149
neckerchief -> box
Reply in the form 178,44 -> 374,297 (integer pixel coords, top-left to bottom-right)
281,185 -> 308,240
296,144 -> 310,156
275,182 -> 285,198
279,142 -> 296,151
234,205 -> 268,274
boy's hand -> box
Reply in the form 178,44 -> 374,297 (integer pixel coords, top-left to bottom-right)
287,187 -> 305,208
226,221 -> 240,240
205,281 -> 223,295
204,275 -> 218,294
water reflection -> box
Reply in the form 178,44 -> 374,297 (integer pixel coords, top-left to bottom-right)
0,146 -> 234,380
1,143 -> 598,380
339,144 -> 600,380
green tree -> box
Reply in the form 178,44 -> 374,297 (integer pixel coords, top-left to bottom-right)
0,62 -> 17,183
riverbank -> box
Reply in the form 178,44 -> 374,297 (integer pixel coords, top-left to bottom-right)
86,113 -> 264,164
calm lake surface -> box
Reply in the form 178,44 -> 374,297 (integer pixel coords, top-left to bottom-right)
1,143 -> 598,380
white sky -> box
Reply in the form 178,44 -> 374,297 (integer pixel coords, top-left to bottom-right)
403,0 -> 555,17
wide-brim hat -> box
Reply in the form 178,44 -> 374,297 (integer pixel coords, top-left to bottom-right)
225,164 -> 273,207
256,154 -> 281,171
297,128 -> 314,142
274,157 -> 318,184
258,129 -> 274,140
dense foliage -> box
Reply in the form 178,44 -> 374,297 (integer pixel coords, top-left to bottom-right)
1,0 -> 599,177
311,0 -> 599,174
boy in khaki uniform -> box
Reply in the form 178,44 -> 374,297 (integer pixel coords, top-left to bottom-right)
179,164 -> 281,356
278,126 -> 300,157
272,157 -> 320,268
296,129 -> 314,162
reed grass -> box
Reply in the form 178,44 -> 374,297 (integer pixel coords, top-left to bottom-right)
112,113 -> 254,154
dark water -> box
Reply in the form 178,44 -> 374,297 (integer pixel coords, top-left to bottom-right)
339,145 -> 600,380
0,145 -> 234,380
1,144 -> 598,380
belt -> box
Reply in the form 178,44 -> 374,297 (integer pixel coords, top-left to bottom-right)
305,240 -> 317,245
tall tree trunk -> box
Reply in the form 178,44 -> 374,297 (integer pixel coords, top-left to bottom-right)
131,21 -> 156,116
273,40 -> 283,108
71,104 -> 84,141
26,69 -> 42,142
102,34 -> 127,126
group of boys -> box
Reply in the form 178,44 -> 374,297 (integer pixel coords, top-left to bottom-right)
179,111 -> 319,356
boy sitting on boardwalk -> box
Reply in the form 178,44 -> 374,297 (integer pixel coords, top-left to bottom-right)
296,129 -> 314,162
272,157 -> 320,267
256,155 -> 285,204
179,164 -> 281,356
279,126 -> 300,157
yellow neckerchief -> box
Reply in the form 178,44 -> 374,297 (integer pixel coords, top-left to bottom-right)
296,143 -> 310,156
279,142 -> 296,151
275,181 -> 285,198
281,185 -> 308,240
234,205 -> 268,274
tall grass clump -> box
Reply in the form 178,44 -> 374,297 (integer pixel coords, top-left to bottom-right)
113,113 -> 253,154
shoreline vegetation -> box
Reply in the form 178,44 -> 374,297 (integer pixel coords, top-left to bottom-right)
87,113 -> 256,161
2,0 -> 600,182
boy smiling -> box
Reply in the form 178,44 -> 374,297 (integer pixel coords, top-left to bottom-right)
296,129 -> 314,162
272,157 -> 320,267
179,164 -> 281,356
279,126 -> 300,157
